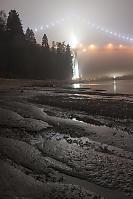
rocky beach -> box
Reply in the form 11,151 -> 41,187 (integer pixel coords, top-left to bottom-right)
0,79 -> 133,199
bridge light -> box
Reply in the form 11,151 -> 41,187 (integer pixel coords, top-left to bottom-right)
108,43 -> 113,47
119,44 -> 123,48
89,44 -> 96,49
106,43 -> 113,49
82,48 -> 87,52
70,33 -> 78,48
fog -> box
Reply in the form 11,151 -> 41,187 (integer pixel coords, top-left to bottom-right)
79,49 -> 133,79
1,0 -> 133,78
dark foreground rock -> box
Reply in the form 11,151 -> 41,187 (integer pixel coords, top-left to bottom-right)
0,85 -> 133,199
1,160 -> 102,199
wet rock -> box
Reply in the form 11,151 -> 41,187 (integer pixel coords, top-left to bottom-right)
0,160 -> 103,199
0,107 -> 52,132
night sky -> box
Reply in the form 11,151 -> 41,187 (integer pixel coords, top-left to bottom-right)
1,0 -> 133,39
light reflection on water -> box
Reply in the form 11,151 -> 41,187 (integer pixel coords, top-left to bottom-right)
73,80 -> 133,94
113,80 -> 117,93
73,83 -> 80,89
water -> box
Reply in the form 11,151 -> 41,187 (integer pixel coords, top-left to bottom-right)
73,80 -> 133,94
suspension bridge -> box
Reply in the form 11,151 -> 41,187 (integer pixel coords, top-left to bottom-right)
31,14 -> 133,44
28,14 -> 133,80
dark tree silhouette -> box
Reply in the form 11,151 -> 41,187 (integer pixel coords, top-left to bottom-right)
0,9 -> 73,81
0,10 -> 7,77
25,27 -> 36,44
51,41 -> 56,52
42,33 -> 49,48
7,10 -> 24,39
0,10 -> 7,33
65,44 -> 73,79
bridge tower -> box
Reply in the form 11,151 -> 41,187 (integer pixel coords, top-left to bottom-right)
72,49 -> 79,80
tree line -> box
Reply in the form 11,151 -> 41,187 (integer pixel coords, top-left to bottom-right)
0,10 -> 73,80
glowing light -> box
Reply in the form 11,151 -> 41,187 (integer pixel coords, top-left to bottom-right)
113,80 -> 116,93
32,15 -> 133,44
73,83 -> 80,89
119,44 -> 123,48
72,50 -> 79,80
89,44 -> 96,49
107,43 -> 113,48
70,33 -> 79,48
82,48 -> 87,52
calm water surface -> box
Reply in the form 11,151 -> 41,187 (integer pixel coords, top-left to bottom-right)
73,80 -> 133,94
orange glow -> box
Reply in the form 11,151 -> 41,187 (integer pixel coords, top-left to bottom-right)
106,43 -> 114,50
119,44 -> 123,48
107,43 -> 113,48
88,83 -> 100,86
89,44 -> 96,49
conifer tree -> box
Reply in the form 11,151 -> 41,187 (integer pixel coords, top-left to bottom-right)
42,33 -> 49,48
7,10 -> 24,39
0,10 -> 7,33
25,27 -> 36,44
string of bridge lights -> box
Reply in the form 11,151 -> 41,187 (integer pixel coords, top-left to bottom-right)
32,14 -> 133,43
